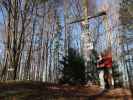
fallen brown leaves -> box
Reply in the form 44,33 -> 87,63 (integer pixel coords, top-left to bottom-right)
0,81 -> 132,99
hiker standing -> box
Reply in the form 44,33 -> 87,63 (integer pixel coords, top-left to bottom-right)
97,51 -> 114,89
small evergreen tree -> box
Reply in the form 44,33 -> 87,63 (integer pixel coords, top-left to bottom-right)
59,48 -> 86,85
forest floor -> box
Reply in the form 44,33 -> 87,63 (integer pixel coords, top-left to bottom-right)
0,81 -> 132,100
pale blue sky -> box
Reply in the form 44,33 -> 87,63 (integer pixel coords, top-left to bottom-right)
0,11 -> 4,24
0,0 -> 103,25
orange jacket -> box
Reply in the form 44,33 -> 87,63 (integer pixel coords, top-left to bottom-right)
97,56 -> 112,68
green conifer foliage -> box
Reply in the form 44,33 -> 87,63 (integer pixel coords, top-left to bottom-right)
59,48 -> 86,85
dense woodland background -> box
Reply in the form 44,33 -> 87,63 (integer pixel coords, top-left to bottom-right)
0,0 -> 132,91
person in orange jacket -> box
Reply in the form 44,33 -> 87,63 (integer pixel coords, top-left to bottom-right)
97,51 -> 114,89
